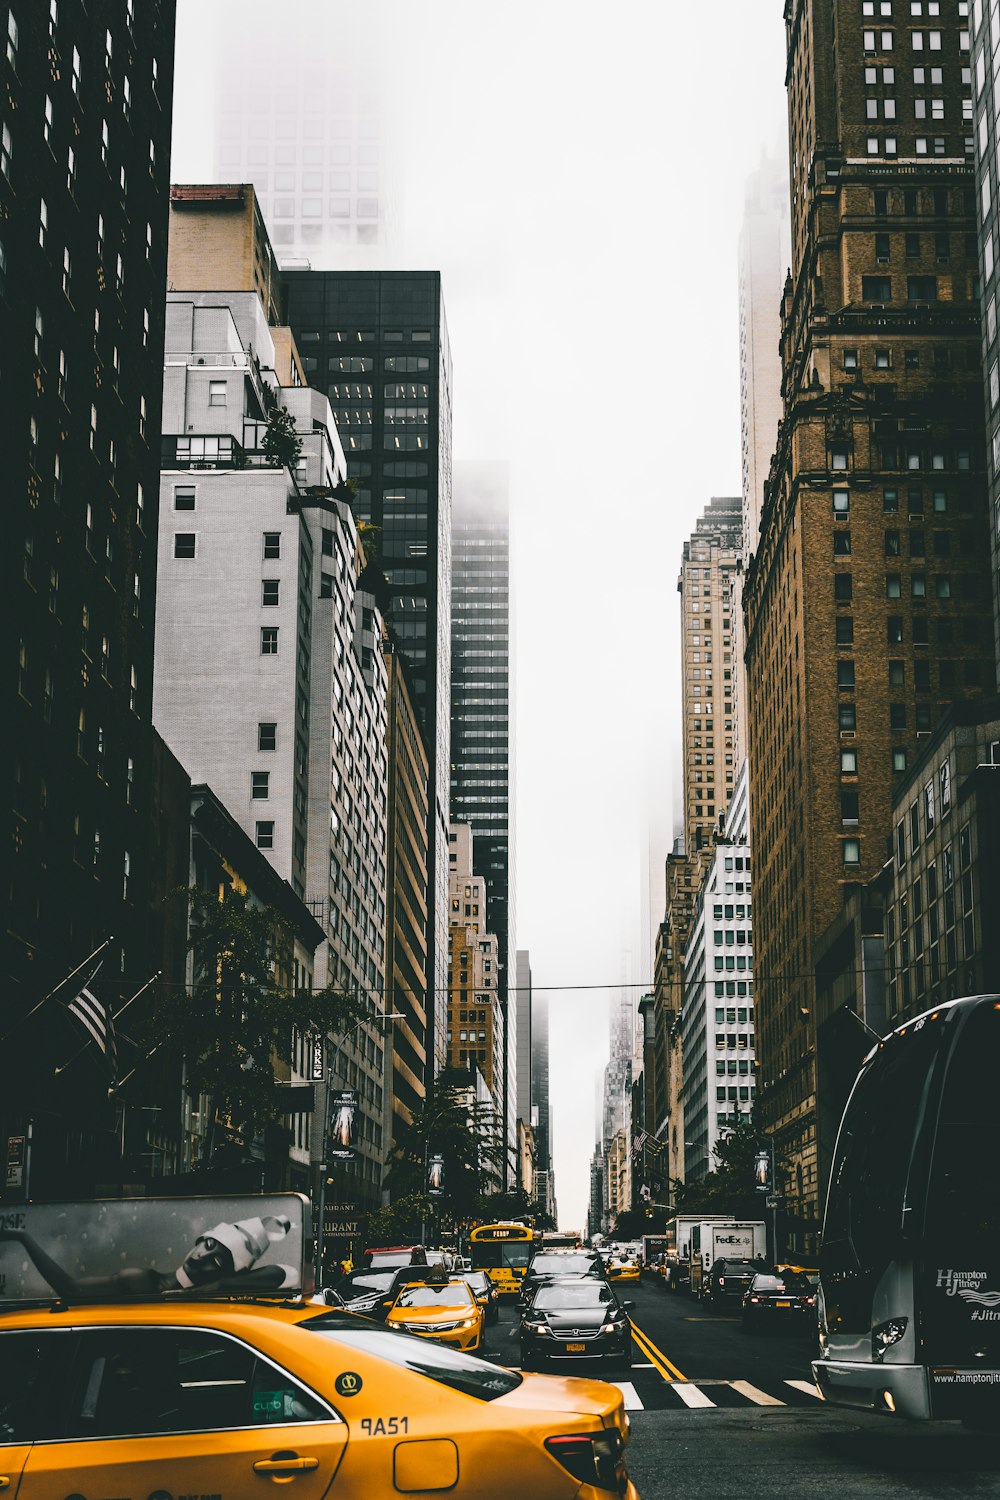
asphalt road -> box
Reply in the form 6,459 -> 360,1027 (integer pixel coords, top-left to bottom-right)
483,1278 -> 1000,1499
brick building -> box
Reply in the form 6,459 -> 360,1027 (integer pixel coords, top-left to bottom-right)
744,0 -> 995,1251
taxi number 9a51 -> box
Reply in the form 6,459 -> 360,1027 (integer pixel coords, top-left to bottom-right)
361,1415 -> 410,1436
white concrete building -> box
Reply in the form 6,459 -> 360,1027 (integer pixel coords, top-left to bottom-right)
153,287 -> 391,1212
681,823 -> 756,1184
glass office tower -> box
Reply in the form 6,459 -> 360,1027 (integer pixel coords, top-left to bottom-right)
284,271 -> 452,1082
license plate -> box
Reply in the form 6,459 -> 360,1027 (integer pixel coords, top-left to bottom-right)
566,1342 -> 586,1352
776,1300 -> 791,1308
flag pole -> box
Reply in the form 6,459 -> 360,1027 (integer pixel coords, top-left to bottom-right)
109,1041 -> 163,1097
53,971 -> 161,1077
0,938 -> 113,1045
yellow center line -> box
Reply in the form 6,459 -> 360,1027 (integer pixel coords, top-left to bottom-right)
629,1319 -> 688,1383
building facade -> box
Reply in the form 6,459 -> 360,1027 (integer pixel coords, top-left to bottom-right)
745,0 -> 993,1251
3,0 -> 177,1192
152,264 -> 391,1213
445,822 -> 501,1114
970,0 -> 1000,682
531,980 -> 556,1223
451,460 -> 515,1174
681,839 -> 756,1184
678,497 -> 744,855
284,270 -> 453,1084
514,948 -> 533,1163
383,641 -> 429,1151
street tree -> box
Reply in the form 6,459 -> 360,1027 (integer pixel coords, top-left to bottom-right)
261,405 -> 302,469
386,1068 -> 510,1221
148,887 -> 365,1157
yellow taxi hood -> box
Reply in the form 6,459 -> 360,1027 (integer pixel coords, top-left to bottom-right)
388,1301 -> 475,1321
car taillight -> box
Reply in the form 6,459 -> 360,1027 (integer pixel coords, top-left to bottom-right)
718,1277 -> 725,1286
545,1432 -> 623,1492
749,1296 -> 759,1303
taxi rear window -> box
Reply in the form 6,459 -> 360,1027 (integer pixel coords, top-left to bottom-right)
304,1313 -> 521,1401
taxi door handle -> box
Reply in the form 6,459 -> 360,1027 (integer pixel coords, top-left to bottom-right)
253,1455 -> 320,1473
0,1479 -> 11,1491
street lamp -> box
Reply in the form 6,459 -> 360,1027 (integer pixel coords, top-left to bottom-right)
314,1010 -> 405,1281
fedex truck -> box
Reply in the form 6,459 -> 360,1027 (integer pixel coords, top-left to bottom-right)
661,1215 -> 737,1291
689,1220 -> 767,1297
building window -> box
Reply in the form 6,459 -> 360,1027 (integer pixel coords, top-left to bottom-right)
840,703 -> 857,730
260,627 -> 279,655
890,703 -> 907,729
208,380 -> 227,406
833,530 -> 852,555
830,448 -> 849,471
258,722 -> 277,751
834,573 -> 853,602
842,839 -> 862,866
173,533 -> 196,559
841,749 -> 858,774
174,487 -> 196,511
836,616 -> 855,645
263,531 -> 281,559
862,274 -> 892,300
252,772 -> 269,800
833,489 -> 850,516
262,579 -> 280,607
256,821 -> 275,849
837,660 -> 856,690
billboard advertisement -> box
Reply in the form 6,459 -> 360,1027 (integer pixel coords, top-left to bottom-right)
0,1194 -> 311,1302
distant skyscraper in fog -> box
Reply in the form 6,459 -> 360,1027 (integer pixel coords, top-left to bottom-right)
451,461 -> 515,1172
211,1 -> 397,267
738,150 -> 790,563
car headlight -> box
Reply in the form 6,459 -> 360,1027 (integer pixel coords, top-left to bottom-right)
524,1319 -> 549,1335
456,1317 -> 478,1330
602,1319 -> 628,1334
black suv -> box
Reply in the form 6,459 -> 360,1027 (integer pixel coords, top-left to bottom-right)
701,1257 -> 766,1309
518,1250 -> 606,1309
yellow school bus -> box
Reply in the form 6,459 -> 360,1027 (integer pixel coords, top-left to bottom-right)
469,1221 -> 535,1296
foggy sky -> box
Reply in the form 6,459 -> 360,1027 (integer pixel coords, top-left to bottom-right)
170,0 -> 788,1229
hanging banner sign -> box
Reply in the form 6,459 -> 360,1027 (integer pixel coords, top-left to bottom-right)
309,1035 -> 325,1082
328,1089 -> 358,1160
5,1137 -> 25,1190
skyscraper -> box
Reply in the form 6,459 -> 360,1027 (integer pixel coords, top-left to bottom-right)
677,497 -> 743,855
530,978 -> 555,1222
745,0 -> 994,1253
2,0 -> 177,1189
211,1 -> 397,267
451,460 -> 515,1174
284,270 -> 453,1084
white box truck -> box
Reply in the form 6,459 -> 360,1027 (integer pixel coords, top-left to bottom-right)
689,1221 -> 767,1299
661,1215 -> 737,1291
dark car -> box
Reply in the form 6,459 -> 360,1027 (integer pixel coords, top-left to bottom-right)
463,1268 -> 501,1325
701,1256 -> 766,1309
331,1265 -> 444,1319
518,1250 -> 607,1308
520,1276 -> 634,1372
741,1269 -> 816,1332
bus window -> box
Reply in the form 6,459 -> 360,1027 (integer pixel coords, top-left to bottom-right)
925,1006 -> 1000,1242
823,1025 -> 940,1331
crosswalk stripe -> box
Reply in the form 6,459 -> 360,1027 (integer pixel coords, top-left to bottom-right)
784,1379 -> 823,1400
612,1381 -> 644,1410
671,1383 -> 717,1409
729,1380 -> 785,1407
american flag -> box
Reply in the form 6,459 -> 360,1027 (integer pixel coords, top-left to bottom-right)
65,964 -> 118,1082
631,1130 -> 648,1160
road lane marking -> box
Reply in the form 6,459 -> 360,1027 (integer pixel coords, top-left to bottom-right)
785,1379 -> 823,1400
629,1320 -> 687,1382
612,1381 -> 644,1410
672,1383 -> 717,1409
632,1361 -> 655,1367
729,1380 -> 785,1406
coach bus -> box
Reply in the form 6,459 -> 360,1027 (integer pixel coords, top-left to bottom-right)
813,994 -> 1000,1425
469,1221 -> 535,1296
541,1230 -> 583,1250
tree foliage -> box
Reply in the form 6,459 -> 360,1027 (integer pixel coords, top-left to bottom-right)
386,1069 -> 511,1221
148,887 -> 365,1145
670,1116 -> 775,1222
261,405 -> 303,469
480,1187 -> 555,1232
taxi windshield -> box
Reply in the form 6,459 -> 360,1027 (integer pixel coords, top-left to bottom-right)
304,1313 -> 521,1401
396,1284 -> 472,1309
336,1271 -> 394,1296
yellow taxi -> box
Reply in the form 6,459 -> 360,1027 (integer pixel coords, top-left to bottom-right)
606,1256 -> 641,1284
385,1274 -> 486,1351
0,1300 -> 638,1498
0,1194 -> 638,1498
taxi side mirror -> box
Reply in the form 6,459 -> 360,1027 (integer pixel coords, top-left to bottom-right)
622,1300 -> 635,1311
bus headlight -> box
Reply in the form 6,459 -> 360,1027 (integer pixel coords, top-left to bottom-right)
872,1317 -> 908,1362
